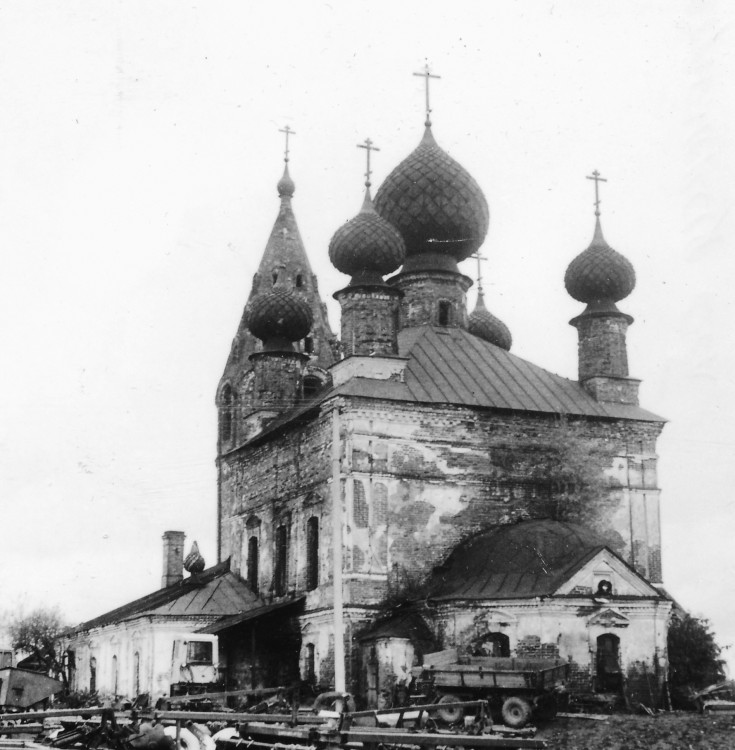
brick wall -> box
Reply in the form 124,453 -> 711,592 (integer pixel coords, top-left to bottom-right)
335,286 -> 401,356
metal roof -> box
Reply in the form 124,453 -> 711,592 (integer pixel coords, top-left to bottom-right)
426,519 -> 665,601
70,560 -> 261,633
197,596 -> 306,634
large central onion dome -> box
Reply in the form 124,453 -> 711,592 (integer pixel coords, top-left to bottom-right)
565,218 -> 636,306
246,277 -> 312,351
329,189 -> 406,285
374,126 -> 489,271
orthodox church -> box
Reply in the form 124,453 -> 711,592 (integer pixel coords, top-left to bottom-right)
64,76 -> 672,709
212,83 -> 671,706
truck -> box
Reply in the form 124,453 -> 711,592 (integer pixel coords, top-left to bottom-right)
167,634 -> 223,698
411,648 -> 569,728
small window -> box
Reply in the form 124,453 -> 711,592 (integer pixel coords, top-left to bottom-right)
89,657 -> 97,693
247,535 -> 259,593
304,336 -> 313,354
272,271 -> 278,285
306,517 -> 319,590
296,274 -> 304,288
438,301 -> 451,326
303,374 -> 321,399
474,632 -> 510,657
186,641 -> 213,664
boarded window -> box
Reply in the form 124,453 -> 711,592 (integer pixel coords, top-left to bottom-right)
373,482 -> 388,526
353,480 -> 368,528
275,524 -> 289,596
247,536 -> 259,593
220,384 -> 234,442
306,517 -> 319,590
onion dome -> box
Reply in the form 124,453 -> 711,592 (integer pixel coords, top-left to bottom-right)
374,126 -> 489,269
565,218 -> 636,306
246,274 -> 313,350
468,291 -> 512,350
277,163 -> 295,198
184,541 -> 205,574
329,188 -> 406,285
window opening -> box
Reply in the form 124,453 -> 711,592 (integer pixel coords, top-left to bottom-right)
306,516 -> 319,590
473,632 -> 510,657
89,657 -> 97,694
303,374 -> 321,399
274,524 -> 288,596
272,271 -> 278,285
296,274 -> 304,288
112,655 -> 118,696
596,633 -> 622,693
438,301 -> 451,326
304,336 -> 314,354
247,535 -> 259,593
306,643 -> 316,683
186,641 -> 213,664
133,652 -> 140,697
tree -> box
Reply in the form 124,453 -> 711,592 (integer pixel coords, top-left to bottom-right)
8,606 -> 68,684
668,612 -> 727,689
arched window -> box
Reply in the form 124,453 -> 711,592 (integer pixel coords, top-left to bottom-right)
247,535 -> 259,593
112,655 -> 118,696
89,656 -> 97,694
306,517 -> 319,590
438,300 -> 451,326
305,643 -> 316,684
303,374 -> 321,399
272,271 -> 279,285
274,523 -> 289,596
303,336 -> 314,354
353,481 -> 368,528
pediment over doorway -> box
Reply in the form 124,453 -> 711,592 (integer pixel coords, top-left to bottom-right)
587,607 -> 630,628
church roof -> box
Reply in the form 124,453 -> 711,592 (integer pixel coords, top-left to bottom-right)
426,519 -> 661,601
234,324 -> 662,452
69,560 -> 261,633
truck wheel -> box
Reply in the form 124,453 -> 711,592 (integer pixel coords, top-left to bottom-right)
501,696 -> 532,728
436,694 -> 464,724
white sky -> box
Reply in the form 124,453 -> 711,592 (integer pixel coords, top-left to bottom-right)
1,1 -> 733,669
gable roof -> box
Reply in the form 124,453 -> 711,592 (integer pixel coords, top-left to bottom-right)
69,560 -> 261,634
427,519 -> 665,601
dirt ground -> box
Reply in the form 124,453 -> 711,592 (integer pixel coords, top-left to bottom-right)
535,712 -> 735,749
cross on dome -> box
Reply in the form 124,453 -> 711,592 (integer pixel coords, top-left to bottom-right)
472,251 -> 488,294
413,62 -> 441,127
357,138 -> 380,188
586,169 -> 607,217
279,125 -> 295,163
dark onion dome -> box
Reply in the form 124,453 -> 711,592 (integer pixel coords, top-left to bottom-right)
246,282 -> 313,349
184,541 -> 205,574
468,291 -> 512,350
374,126 -> 489,266
565,218 -> 636,304
329,188 -> 406,285
277,163 -> 295,198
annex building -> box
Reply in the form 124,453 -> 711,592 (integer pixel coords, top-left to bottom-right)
65,84 -> 672,709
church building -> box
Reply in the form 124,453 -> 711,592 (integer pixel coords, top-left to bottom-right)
213,77 -> 672,707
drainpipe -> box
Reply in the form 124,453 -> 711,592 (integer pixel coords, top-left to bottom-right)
332,403 -> 346,699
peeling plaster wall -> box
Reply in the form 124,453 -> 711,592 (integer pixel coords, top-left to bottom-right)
433,598 -> 671,700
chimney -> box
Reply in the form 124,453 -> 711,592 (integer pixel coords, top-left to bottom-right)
161,530 -> 185,588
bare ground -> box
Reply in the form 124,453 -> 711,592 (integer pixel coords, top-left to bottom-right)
536,712 -> 735,750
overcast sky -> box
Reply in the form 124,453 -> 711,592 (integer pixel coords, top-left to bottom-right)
1,1 -> 733,669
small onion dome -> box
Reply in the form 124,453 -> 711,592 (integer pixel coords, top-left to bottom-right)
468,291 -> 512,351
328,188 -> 406,285
374,126 -> 489,265
277,163 -> 295,198
184,541 -> 205,574
246,284 -> 313,349
565,218 -> 636,304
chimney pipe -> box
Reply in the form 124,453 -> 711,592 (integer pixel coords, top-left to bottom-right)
161,530 -> 186,588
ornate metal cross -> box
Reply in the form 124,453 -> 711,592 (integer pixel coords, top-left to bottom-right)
279,125 -> 295,162
586,169 -> 607,216
357,138 -> 380,187
413,62 -> 441,126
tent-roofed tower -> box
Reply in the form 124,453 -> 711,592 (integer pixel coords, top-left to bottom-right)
216,130 -> 336,459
